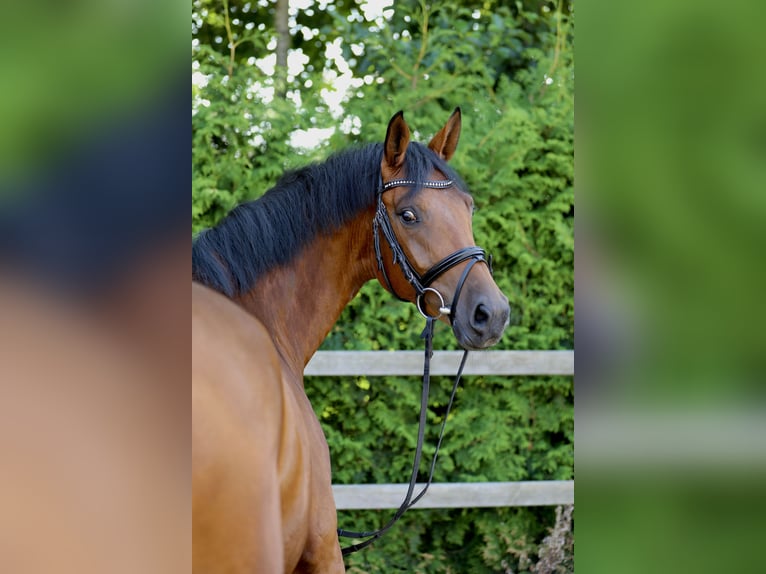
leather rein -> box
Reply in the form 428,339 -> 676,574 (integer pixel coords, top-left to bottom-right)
337,175 -> 492,555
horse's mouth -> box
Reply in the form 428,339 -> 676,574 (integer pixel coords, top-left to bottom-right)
453,325 -> 502,351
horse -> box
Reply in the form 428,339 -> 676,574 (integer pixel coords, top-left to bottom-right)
192,108 -> 510,573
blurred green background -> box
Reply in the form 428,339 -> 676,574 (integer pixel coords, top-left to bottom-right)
193,0 -> 573,572
577,0 -> 766,572
0,1 -> 186,187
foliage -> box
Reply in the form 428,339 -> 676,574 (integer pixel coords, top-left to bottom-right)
192,1 -> 573,572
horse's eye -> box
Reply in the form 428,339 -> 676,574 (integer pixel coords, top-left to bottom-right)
400,209 -> 417,224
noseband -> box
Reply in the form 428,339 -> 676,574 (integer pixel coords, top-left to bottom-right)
338,175 -> 495,555
372,177 -> 492,324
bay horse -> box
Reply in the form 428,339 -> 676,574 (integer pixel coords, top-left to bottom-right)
192,109 -> 510,573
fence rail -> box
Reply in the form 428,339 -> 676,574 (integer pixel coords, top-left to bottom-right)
305,350 -> 574,509
305,350 -> 574,377
333,481 -> 574,510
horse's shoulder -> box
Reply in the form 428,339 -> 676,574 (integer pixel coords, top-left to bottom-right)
192,281 -> 282,430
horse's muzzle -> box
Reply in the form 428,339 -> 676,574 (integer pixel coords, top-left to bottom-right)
454,294 -> 510,350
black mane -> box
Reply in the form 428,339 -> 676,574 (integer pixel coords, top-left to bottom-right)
192,141 -> 464,297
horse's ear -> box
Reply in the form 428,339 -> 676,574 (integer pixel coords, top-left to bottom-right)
428,107 -> 462,161
383,110 -> 410,169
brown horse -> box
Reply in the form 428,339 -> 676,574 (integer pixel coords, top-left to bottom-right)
192,109 -> 510,573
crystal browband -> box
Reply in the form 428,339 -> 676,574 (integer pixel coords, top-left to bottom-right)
382,179 -> 453,191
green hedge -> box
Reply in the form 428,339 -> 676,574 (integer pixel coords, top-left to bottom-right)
193,2 -> 573,571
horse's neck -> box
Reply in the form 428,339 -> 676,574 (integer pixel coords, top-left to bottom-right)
235,209 -> 376,382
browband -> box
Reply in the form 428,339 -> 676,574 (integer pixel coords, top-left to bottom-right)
382,178 -> 453,191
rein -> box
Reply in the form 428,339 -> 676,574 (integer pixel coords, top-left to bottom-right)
337,175 -> 492,556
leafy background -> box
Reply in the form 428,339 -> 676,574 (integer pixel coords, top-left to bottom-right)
192,1 -> 573,571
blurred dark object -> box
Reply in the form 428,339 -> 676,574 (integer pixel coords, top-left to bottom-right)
0,67 -> 189,574
0,77 -> 189,299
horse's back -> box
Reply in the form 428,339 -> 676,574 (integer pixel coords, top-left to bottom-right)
192,282 -> 285,573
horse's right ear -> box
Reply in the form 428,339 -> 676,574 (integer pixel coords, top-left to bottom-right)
383,111 -> 410,170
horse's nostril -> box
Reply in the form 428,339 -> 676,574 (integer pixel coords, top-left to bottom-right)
473,303 -> 490,327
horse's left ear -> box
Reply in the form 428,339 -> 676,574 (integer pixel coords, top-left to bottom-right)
428,107 -> 462,161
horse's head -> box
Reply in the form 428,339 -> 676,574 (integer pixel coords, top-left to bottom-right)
375,109 -> 510,350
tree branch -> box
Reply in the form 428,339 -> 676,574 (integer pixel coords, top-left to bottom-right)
411,0 -> 430,90
274,0 -> 290,99
222,0 -> 236,78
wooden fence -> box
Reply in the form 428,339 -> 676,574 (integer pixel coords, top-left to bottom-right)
304,350 -> 574,510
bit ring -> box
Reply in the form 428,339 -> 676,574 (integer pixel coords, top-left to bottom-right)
416,287 -> 451,319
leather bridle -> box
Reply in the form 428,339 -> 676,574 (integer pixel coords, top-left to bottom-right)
337,174 -> 494,555
372,176 -> 492,324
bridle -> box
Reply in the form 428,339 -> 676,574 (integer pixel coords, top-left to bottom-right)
372,176 -> 492,324
337,174 -> 493,555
